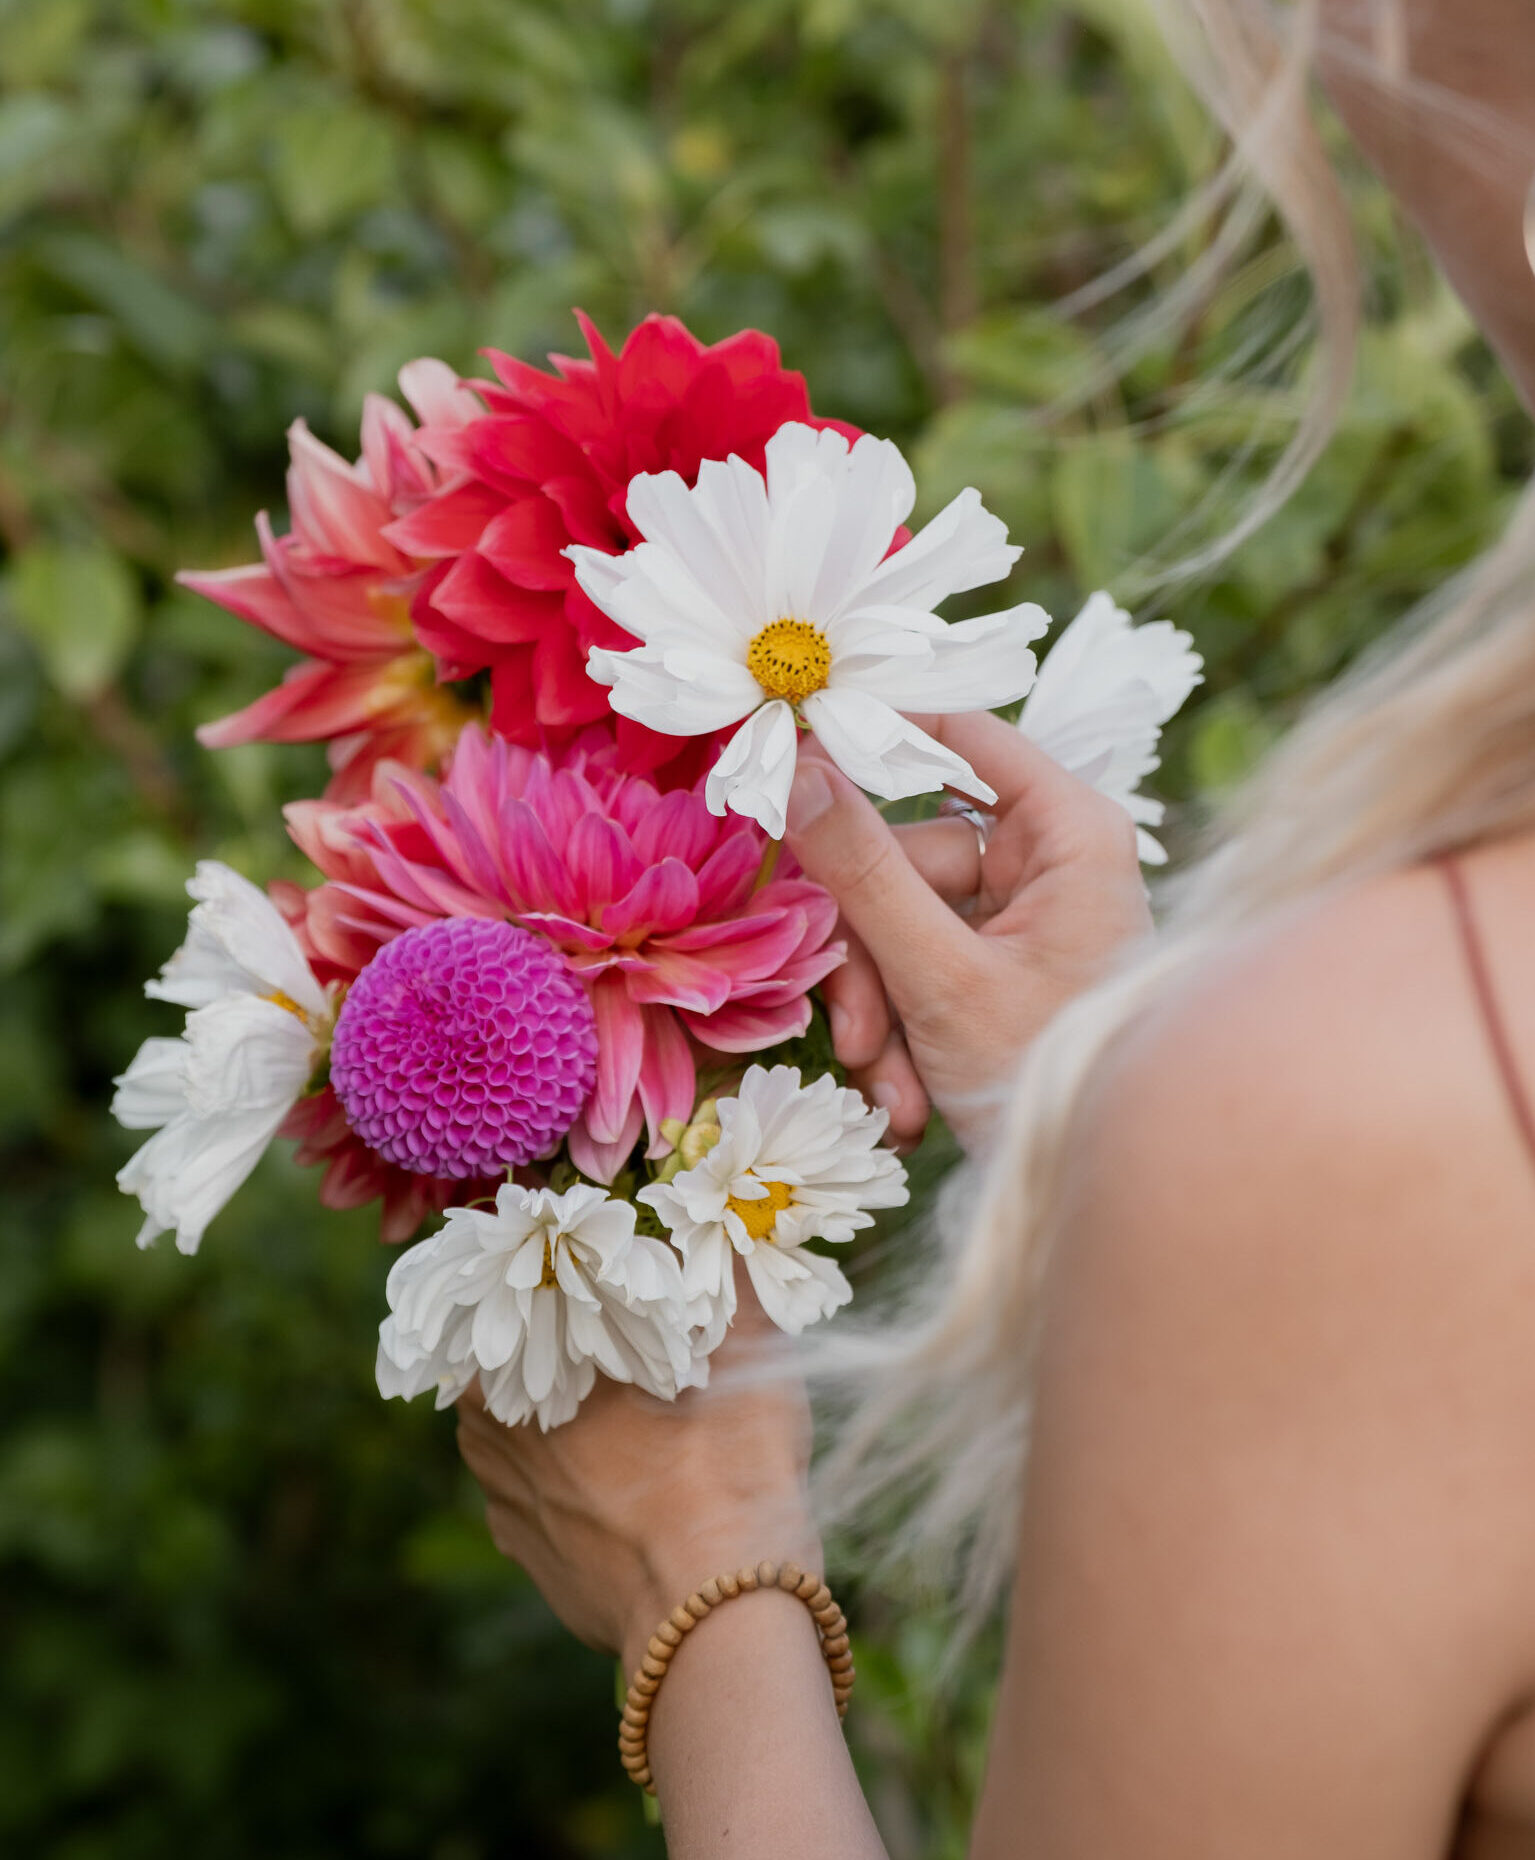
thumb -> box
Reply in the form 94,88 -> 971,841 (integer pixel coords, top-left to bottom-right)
784,757 -> 973,1009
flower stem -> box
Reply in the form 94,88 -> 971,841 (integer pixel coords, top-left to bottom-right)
752,835 -> 782,891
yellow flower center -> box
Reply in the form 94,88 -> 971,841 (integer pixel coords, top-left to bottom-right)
263,989 -> 310,1022
725,1178 -> 795,1243
540,1240 -> 560,1290
746,619 -> 831,705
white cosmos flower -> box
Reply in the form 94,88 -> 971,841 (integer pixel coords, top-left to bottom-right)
639,1065 -> 909,1343
376,1181 -> 697,1431
1018,591 -> 1203,864
113,861 -> 332,1254
570,422 -> 1049,838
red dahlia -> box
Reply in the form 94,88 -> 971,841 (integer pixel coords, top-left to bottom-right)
384,312 -> 858,779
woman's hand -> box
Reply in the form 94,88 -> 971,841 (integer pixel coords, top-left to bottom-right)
785,711 -> 1153,1151
455,1297 -> 821,1679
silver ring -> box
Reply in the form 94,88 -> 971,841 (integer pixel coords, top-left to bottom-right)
938,795 -> 994,861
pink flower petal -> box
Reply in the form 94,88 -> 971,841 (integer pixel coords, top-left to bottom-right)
599,858 -> 700,941
682,996 -> 815,1053
625,950 -> 735,1016
286,420 -> 404,571
382,478 -> 505,558
565,1097 -> 644,1185
514,911 -> 613,953
691,834 -> 764,915
566,812 -> 643,913
585,973 -> 645,1146
636,1006 -> 698,1156
498,800 -> 579,919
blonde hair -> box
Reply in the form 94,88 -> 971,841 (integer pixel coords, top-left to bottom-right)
814,0 -> 1535,1621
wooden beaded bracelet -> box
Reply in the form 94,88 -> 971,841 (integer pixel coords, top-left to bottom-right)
617,1559 -> 853,1793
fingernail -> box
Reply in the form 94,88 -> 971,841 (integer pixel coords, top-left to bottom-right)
828,1003 -> 851,1051
786,763 -> 833,835
871,1082 -> 902,1113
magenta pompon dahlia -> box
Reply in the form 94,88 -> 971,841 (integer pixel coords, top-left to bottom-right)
330,918 -> 599,1178
284,727 -> 845,1183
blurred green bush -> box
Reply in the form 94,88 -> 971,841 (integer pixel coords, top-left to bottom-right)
0,1 -> 1527,1855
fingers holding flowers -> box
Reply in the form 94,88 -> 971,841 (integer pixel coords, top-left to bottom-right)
118,313 -> 1202,1698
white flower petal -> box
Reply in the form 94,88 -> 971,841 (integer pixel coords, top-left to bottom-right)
801,687 -> 996,804
703,699 -> 799,836
147,861 -> 326,1018
629,456 -> 774,634
115,868 -> 331,1255
1018,591 -> 1202,864
182,994 -> 319,1116
854,486 -> 1020,613
111,1038 -> 190,1129
587,643 -> 763,734
642,1066 -> 907,1342
520,1289 -> 562,1403
117,1099 -> 293,1255
743,1243 -> 853,1335
378,1182 -> 694,1432
573,425 -> 1050,816
571,535 -> 748,654
842,603 -> 1047,713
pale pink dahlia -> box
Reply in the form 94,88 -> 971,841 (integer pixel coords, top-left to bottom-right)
182,360 -> 484,801
285,728 -> 844,1182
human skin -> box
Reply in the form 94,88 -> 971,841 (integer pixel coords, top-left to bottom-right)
456,4 -> 1535,1854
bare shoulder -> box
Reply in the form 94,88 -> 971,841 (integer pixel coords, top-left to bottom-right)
1082,851 -> 1535,1259
1048,850 -> 1535,1677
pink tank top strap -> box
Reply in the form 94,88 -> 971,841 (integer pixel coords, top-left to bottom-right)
1439,855 -> 1535,1173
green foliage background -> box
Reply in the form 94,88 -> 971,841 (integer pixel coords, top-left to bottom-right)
1,1 -> 1527,1854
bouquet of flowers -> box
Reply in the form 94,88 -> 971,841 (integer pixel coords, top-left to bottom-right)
112,314 -> 1200,1431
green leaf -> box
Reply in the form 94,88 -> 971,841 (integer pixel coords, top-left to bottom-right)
32,230 -> 217,376
0,91 -> 72,219
7,543 -> 141,703
1051,434 -> 1202,589
269,103 -> 398,236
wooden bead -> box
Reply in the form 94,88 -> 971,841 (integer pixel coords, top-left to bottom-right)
618,1561 -> 854,1792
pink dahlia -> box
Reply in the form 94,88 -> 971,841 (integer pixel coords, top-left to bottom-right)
284,727 -> 844,1182
331,918 -> 598,1177
182,360 -> 484,802
384,313 -> 860,778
